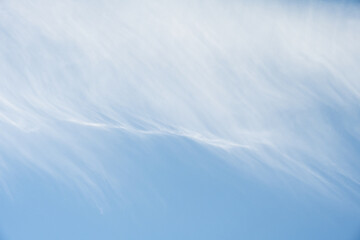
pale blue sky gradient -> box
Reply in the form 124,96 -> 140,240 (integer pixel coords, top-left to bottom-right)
0,0 -> 360,239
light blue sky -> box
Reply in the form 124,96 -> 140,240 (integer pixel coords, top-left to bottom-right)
0,0 -> 360,239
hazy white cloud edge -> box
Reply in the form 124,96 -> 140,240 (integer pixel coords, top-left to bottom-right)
0,0 -> 360,204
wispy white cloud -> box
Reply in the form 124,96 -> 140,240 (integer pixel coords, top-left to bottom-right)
0,0 -> 360,202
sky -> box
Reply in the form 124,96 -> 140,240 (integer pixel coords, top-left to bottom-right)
0,0 -> 360,239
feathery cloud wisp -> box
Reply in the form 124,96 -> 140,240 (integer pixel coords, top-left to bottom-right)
1,0 -> 360,201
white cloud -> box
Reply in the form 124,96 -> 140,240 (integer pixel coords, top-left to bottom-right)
0,0 -> 360,202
